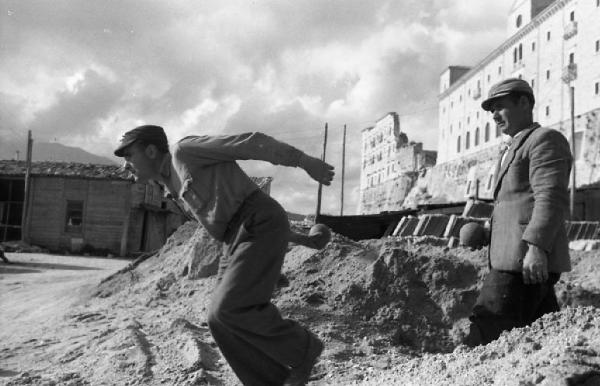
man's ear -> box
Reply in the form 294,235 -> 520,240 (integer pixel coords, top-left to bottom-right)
519,95 -> 531,110
144,144 -> 158,159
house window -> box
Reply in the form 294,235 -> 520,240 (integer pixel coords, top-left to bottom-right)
547,31 -> 551,41
595,82 -> 599,95
457,136 -> 461,153
65,200 -> 84,233
516,14 -> 522,28
596,40 -> 599,52
519,43 -> 523,60
532,41 -> 536,51
573,132 -> 583,160
466,132 -> 471,150
545,106 -> 550,116
546,70 -> 551,80
570,11 -> 575,21
475,127 -> 480,146
569,52 -> 575,64
487,174 -> 494,191
531,79 -> 535,88
513,47 -> 518,63
485,123 -> 490,142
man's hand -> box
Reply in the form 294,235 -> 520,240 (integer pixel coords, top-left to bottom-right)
299,154 -> 335,185
522,243 -> 549,285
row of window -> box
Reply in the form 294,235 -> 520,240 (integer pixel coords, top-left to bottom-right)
445,36 -> 600,112
455,123 -> 501,153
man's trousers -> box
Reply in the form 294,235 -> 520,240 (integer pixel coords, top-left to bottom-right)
207,190 -> 310,385
465,269 -> 560,346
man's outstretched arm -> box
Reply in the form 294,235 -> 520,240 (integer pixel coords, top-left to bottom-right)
175,132 -> 334,183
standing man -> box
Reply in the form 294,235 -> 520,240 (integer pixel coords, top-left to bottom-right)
464,78 -> 572,346
114,126 -> 334,385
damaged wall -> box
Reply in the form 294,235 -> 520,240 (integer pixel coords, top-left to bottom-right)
403,108 -> 600,208
358,112 -> 437,214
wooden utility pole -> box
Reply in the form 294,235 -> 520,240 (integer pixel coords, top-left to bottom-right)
21,130 -> 33,243
340,124 -> 347,216
569,85 -> 576,219
315,123 -> 328,218
562,62 -> 577,219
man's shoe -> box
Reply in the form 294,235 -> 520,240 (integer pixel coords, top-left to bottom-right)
284,332 -> 324,386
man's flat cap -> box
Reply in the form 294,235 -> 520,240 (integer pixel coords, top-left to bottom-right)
481,78 -> 534,111
114,125 -> 168,157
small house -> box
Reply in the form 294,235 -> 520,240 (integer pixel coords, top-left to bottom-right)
0,160 -> 272,256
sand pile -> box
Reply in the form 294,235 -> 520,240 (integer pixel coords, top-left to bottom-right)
277,237 -> 486,353
3,220 -> 599,385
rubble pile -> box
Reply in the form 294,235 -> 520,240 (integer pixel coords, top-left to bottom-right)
3,220 -> 599,385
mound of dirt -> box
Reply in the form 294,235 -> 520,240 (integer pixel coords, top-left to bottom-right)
3,219 -> 599,386
277,238 -> 486,353
358,305 -> 600,386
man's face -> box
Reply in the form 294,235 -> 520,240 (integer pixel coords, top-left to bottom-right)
121,142 -> 156,183
489,95 -> 529,137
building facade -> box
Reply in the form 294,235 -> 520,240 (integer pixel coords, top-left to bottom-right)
437,0 -> 600,190
358,113 -> 436,214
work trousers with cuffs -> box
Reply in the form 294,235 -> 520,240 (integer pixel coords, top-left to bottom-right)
465,269 -> 560,347
207,190 -> 310,386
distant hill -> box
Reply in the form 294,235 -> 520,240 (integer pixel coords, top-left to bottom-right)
0,141 -> 116,165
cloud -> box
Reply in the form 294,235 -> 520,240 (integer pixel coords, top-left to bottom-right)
0,0 -> 514,214
28,69 -> 125,142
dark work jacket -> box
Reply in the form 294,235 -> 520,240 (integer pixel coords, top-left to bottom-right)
489,124 -> 572,273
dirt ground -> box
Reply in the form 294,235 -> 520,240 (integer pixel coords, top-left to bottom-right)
1,222 -> 599,386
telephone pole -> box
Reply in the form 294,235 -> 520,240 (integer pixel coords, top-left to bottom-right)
316,123 -> 328,218
340,124 -> 347,216
561,62 -> 577,219
21,130 -> 33,243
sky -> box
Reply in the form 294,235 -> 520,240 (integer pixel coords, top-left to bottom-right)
0,0 -> 515,215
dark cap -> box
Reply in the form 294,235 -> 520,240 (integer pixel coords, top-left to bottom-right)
481,78 -> 534,111
114,125 -> 168,157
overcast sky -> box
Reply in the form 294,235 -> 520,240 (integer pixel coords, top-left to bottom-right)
1,0 -> 514,215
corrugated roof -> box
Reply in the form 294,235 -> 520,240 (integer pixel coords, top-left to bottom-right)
0,160 -> 273,187
0,160 -> 130,180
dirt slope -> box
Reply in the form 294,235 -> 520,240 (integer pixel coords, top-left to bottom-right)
1,221 -> 599,385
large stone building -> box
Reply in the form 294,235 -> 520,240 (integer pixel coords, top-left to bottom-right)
358,113 -> 436,214
432,0 -> 600,200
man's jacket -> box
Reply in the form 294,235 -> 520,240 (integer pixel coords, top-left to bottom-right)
489,124 -> 572,273
160,133 -> 304,241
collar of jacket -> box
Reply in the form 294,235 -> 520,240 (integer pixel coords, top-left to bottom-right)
493,122 -> 540,197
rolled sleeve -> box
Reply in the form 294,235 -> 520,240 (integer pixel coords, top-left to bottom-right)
175,132 -> 304,167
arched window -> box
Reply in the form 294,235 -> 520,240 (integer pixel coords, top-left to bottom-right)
457,136 -> 461,153
485,123 -> 490,142
466,132 -> 471,150
475,127 -> 480,146
516,14 -> 522,28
